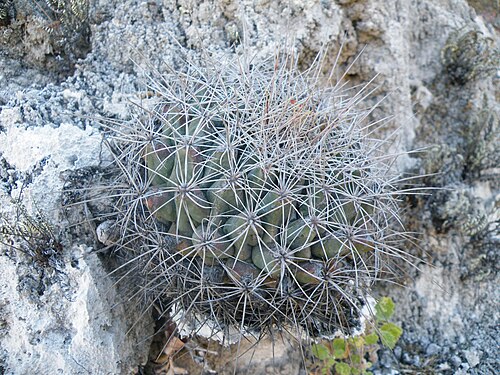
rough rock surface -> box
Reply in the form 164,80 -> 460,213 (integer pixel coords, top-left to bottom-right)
0,0 -> 498,374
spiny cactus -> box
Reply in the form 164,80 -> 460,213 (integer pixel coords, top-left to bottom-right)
92,47 -> 412,343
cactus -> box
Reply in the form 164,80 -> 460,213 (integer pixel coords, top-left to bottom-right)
96,47 -> 411,341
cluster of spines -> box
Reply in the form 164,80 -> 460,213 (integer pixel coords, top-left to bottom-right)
99,49 -> 408,340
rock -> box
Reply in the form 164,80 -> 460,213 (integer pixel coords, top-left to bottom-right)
393,345 -> 402,359
459,362 -> 470,372
463,349 -> 481,368
401,352 -> 413,365
412,354 -> 421,367
379,350 -> 395,368
426,343 -> 441,356
96,220 -> 120,246
451,355 -> 463,368
0,245 -> 153,374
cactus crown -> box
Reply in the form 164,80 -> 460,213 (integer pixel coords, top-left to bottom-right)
98,47 -> 409,342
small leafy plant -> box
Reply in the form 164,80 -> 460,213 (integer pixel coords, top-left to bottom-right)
310,297 -> 403,375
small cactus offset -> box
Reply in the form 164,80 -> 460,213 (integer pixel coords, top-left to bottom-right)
96,47 -> 411,341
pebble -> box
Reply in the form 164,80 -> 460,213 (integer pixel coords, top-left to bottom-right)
412,354 -> 421,367
419,337 -> 430,347
379,351 -> 394,368
96,220 -> 119,246
426,343 -> 440,356
451,355 -> 462,368
463,349 -> 481,367
401,352 -> 413,365
437,362 -> 451,371
393,346 -> 402,359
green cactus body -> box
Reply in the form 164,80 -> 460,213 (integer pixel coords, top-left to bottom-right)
231,236 -> 253,260
251,246 -> 280,278
144,140 -> 175,186
173,145 -> 203,182
247,165 -> 265,188
224,214 -> 263,247
226,260 -> 262,284
207,178 -> 244,215
286,217 -> 317,250
293,261 -> 323,285
351,234 -> 375,253
311,234 -> 345,259
173,200 -> 193,236
258,191 -> 283,238
204,147 -> 233,179
192,224 -> 234,259
292,246 -> 311,259
145,188 -> 176,224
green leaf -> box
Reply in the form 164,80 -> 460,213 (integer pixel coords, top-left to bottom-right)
335,362 -> 351,375
351,354 -> 361,364
332,338 -> 347,359
375,297 -> 395,321
379,323 -> 403,349
327,357 -> 337,368
351,336 -> 365,349
312,343 -> 331,361
364,333 -> 379,345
